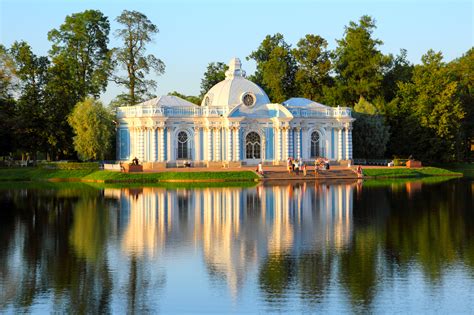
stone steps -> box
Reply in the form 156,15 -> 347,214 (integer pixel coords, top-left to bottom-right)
263,168 -> 357,180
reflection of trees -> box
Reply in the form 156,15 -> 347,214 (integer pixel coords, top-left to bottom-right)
69,198 -> 109,261
339,228 -> 377,310
383,179 -> 474,281
2,179 -> 472,312
297,251 -> 333,305
0,188 -> 113,313
259,254 -> 296,303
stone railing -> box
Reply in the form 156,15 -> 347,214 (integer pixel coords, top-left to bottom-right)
118,104 -> 352,119
288,107 -> 352,118
117,105 -> 230,118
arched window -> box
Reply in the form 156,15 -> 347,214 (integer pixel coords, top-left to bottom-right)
310,131 -> 320,158
245,132 -> 261,159
177,131 -> 189,159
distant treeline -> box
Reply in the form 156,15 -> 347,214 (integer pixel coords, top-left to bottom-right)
0,11 -> 472,162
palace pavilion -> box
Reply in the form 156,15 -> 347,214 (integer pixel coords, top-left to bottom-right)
116,58 -> 354,168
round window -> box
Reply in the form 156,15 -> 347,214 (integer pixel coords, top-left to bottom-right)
242,93 -> 255,106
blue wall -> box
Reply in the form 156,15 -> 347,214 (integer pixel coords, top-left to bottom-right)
119,128 -> 130,160
266,127 -> 274,160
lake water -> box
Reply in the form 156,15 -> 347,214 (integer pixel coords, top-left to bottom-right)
0,178 -> 473,314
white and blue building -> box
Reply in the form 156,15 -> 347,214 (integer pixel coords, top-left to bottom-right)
116,58 -> 354,167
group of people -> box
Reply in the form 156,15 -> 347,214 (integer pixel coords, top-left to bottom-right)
287,157 -> 306,176
285,157 -> 331,176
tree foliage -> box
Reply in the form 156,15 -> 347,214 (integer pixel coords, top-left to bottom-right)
293,34 -> 332,101
68,98 -> 114,161
0,45 -> 16,155
113,10 -> 165,105
248,33 -> 297,103
48,9 -> 112,99
394,50 -> 465,162
332,15 -> 390,106
352,97 -> 390,158
10,41 -> 50,157
200,62 -> 227,98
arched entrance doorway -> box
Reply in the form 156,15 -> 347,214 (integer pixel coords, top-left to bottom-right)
177,131 -> 190,159
245,132 -> 261,162
310,131 -> 321,158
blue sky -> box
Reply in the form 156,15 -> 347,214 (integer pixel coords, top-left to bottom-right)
1,0 -> 472,104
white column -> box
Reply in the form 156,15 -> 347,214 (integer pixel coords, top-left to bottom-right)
235,128 -> 240,161
159,128 -> 165,162
289,128 -> 294,158
145,127 -> 150,161
338,128 -> 343,160
325,128 -> 331,159
296,128 -> 301,159
275,127 -> 280,162
138,127 -> 145,161
129,127 -> 135,159
207,128 -> 212,161
194,127 -> 200,161
346,127 -> 352,160
279,128 -> 283,161
283,128 -> 290,160
227,127 -> 232,161
215,128 -> 221,161
151,127 -> 157,161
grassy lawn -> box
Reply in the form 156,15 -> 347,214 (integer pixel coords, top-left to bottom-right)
442,163 -> 474,178
363,176 -> 456,187
362,166 -> 462,178
0,168 -> 258,183
83,170 -> 258,182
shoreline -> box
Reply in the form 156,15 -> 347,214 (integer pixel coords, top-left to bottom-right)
0,166 -> 465,184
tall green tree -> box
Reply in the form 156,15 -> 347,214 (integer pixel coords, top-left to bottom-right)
113,10 -> 165,105
332,15 -> 390,106
48,9 -> 112,99
200,61 -> 228,98
381,49 -> 413,102
248,33 -> 297,103
395,50 -> 465,162
0,44 -> 16,155
10,41 -> 50,158
68,98 -> 114,161
352,97 -> 390,158
292,34 -> 332,101
448,48 -> 474,160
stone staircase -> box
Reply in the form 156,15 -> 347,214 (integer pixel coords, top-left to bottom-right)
263,167 -> 357,180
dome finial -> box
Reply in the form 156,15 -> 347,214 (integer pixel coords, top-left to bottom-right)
225,57 -> 246,79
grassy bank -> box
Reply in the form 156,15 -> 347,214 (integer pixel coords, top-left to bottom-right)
362,166 -> 462,179
442,163 -> 474,178
0,168 -> 259,183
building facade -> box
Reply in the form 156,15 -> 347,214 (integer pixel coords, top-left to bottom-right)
116,58 -> 354,166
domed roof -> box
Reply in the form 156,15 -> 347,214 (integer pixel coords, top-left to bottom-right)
201,58 -> 270,107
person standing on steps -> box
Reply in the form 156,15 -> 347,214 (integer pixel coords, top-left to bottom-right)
357,165 -> 363,178
257,161 -> 264,176
302,162 -> 307,176
295,160 -> 299,176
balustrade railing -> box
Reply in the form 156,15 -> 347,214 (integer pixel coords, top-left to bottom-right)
117,105 -> 352,118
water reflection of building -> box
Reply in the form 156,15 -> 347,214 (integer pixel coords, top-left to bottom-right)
105,182 -> 354,296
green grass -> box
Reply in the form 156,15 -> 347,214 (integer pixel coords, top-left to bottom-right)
83,170 -> 258,182
0,168 -> 95,181
441,162 -> 474,178
363,176 -> 456,187
0,168 -> 258,183
362,166 -> 462,178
